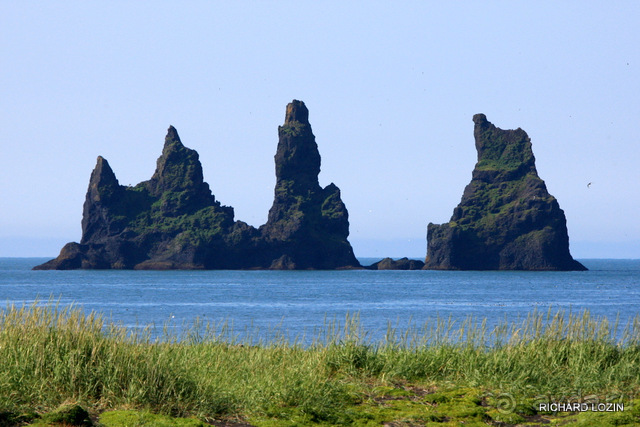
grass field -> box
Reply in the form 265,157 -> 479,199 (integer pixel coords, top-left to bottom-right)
0,302 -> 639,426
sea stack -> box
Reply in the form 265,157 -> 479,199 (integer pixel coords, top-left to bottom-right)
424,114 -> 586,271
259,100 -> 360,269
34,101 -> 359,270
34,126 -> 255,270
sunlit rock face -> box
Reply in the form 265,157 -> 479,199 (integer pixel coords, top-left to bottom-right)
259,100 -> 360,269
34,101 -> 359,270
424,114 -> 586,271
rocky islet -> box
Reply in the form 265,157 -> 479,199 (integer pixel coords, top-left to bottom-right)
35,105 -> 585,271
35,100 -> 359,270
423,114 -> 586,271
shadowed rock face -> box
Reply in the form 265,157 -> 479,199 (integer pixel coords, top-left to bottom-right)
145,126 -> 216,213
366,257 -> 425,270
36,127 -> 250,270
259,100 -> 360,269
34,101 -> 359,270
80,156 -> 124,244
424,114 -> 586,271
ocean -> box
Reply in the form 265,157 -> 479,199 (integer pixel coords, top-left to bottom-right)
1,257 -> 639,343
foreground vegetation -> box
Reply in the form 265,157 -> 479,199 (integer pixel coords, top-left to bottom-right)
1,303 -> 639,426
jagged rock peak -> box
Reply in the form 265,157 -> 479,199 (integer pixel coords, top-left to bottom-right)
90,156 -> 119,188
424,114 -> 586,271
158,125 -> 189,162
147,125 -> 211,200
275,100 -> 320,184
472,114 -> 534,171
84,156 -> 120,208
81,156 -> 123,244
34,106 -> 359,271
285,99 -> 309,124
262,100 -> 360,269
157,125 -> 186,158
166,125 -> 180,142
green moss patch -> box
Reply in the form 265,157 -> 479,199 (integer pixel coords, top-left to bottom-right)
98,410 -> 207,426
279,122 -> 308,137
3,304 -> 640,426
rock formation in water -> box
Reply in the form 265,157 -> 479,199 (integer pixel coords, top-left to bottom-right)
34,101 -> 359,270
366,257 -> 425,270
424,114 -> 586,271
35,127 -> 258,270
258,100 -> 359,269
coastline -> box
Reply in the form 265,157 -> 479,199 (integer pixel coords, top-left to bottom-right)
0,303 -> 638,426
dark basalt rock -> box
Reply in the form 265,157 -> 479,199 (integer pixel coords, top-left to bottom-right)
424,114 -> 586,271
144,125 -> 216,214
35,126 -> 255,270
34,101 -> 359,270
258,100 -> 360,269
366,257 -> 425,270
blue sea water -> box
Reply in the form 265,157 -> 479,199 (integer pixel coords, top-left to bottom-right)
1,257 -> 639,343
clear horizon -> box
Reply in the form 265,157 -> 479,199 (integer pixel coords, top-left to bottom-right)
2,2 -> 639,259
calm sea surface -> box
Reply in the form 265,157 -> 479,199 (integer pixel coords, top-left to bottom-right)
1,258 -> 639,343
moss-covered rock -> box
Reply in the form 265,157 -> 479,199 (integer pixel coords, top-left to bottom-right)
34,125 -> 250,270
40,403 -> 92,426
34,101 -> 358,270
259,100 -> 360,269
424,114 -> 586,271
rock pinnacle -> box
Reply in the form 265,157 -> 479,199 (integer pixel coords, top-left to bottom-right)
424,114 -> 586,271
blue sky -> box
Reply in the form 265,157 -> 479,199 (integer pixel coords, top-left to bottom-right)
1,2 -> 639,258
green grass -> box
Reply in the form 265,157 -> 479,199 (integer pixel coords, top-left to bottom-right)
1,303 -> 639,425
